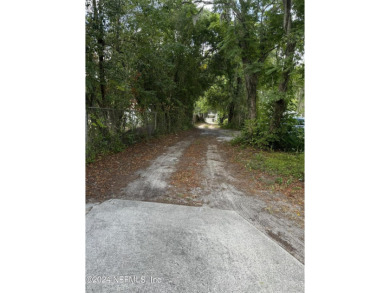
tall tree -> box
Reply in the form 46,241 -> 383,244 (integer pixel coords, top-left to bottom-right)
213,0 -> 282,119
270,0 -> 304,130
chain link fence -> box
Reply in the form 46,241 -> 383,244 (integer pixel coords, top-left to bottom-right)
86,106 -> 194,162
86,107 -> 159,162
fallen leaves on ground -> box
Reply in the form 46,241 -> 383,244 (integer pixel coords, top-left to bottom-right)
86,129 -> 196,202
217,141 -> 305,227
161,136 -> 209,206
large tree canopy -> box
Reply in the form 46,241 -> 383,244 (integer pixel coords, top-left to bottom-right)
85,0 -> 304,159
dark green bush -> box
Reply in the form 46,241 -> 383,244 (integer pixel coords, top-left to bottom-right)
233,102 -> 304,152
86,131 -> 127,163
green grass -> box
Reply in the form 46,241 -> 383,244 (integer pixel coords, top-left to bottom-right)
247,151 -> 304,181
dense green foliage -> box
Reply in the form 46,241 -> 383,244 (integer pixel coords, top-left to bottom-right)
85,0 -> 304,160
232,104 -> 304,152
203,0 -> 305,151
85,0 -> 222,160
86,0 -> 214,112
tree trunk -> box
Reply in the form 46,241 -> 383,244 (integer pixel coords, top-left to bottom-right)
228,102 -> 235,124
228,75 -> 242,124
272,99 -> 287,131
271,0 -> 295,131
86,91 -> 96,107
237,15 -> 259,121
244,72 -> 258,120
92,0 -> 107,107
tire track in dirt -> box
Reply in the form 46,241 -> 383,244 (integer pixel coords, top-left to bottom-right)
198,132 -> 304,263
115,126 -> 304,263
120,138 -> 194,200
159,135 -> 209,206
86,130 -> 197,202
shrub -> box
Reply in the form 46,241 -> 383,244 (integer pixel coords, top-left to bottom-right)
234,102 -> 304,152
86,131 -> 126,163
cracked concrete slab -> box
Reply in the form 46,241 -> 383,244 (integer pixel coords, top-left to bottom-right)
86,199 -> 304,293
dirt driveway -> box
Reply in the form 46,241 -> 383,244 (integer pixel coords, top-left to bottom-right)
87,124 -> 304,263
